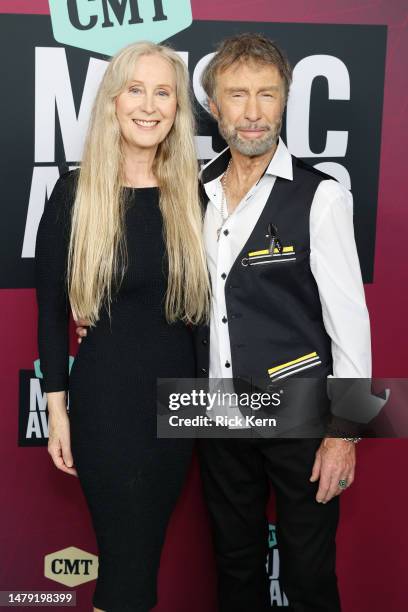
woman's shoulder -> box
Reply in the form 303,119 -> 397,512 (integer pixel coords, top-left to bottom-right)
55,167 -> 80,196
49,167 -> 80,208
40,168 -> 80,230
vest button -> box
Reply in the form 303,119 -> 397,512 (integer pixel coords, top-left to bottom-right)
201,367 -> 207,374
202,338 -> 208,345
222,316 -> 227,323
225,361 -> 231,368
221,272 -> 227,280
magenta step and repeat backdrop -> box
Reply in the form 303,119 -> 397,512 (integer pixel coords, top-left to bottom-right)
1,1 -> 407,610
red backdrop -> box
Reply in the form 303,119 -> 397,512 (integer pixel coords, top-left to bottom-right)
1,1 -> 407,611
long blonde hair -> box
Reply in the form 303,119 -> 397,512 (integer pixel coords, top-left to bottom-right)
68,41 -> 210,326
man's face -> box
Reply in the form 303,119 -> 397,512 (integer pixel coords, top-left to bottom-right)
209,60 -> 285,156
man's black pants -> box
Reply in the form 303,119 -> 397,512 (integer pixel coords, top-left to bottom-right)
197,437 -> 341,611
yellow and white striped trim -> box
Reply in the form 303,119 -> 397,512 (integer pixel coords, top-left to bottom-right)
248,246 -> 294,257
268,352 -> 321,380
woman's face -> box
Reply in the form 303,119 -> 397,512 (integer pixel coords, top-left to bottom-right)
115,54 -> 178,154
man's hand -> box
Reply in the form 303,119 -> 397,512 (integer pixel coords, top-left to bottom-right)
310,437 -> 356,503
74,317 -> 90,344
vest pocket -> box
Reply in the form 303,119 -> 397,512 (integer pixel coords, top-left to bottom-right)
241,245 -> 296,267
268,351 -> 322,380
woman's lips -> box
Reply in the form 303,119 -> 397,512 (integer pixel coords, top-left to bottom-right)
132,119 -> 160,129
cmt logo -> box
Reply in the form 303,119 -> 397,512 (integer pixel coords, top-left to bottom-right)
44,546 -> 98,587
18,358 -> 74,447
48,0 -> 193,55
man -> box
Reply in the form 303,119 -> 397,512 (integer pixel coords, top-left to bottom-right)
194,33 -> 370,611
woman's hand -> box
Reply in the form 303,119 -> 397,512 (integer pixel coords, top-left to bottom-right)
47,392 -> 78,477
73,315 -> 90,344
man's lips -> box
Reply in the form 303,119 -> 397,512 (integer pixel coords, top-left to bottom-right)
238,127 -> 268,138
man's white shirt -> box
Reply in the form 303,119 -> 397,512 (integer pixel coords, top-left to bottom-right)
201,137 -> 372,381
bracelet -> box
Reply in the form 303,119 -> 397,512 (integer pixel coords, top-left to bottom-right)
341,437 -> 362,443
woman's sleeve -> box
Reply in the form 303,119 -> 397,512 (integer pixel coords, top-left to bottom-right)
35,170 -> 77,393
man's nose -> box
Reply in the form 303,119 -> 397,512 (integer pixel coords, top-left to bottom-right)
244,96 -> 261,123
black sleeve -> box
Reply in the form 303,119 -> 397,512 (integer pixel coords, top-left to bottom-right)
35,169 -> 78,393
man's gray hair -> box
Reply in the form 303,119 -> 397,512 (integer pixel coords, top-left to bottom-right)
201,32 -> 293,104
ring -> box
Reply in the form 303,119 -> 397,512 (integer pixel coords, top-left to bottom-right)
338,479 -> 348,489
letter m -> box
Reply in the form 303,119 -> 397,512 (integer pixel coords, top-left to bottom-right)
64,559 -> 82,575
35,48 -> 108,163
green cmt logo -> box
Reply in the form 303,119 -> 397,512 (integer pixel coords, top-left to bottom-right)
48,0 -> 193,55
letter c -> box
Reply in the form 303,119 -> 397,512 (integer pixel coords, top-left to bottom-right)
67,0 -> 98,31
286,55 -> 350,158
51,559 -> 64,574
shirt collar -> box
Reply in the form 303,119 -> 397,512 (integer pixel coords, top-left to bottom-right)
200,136 -> 293,185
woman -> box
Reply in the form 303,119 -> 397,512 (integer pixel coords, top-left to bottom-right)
35,41 -> 209,612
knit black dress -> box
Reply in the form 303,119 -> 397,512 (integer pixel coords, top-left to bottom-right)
35,169 -> 195,612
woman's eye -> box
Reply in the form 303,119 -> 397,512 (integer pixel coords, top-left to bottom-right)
157,90 -> 170,97
129,87 -> 142,94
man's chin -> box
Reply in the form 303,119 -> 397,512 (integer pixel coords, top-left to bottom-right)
233,135 -> 277,157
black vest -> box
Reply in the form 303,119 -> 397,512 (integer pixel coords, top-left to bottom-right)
196,155 -> 334,383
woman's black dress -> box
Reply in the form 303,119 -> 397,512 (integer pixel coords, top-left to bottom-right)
35,170 -> 195,612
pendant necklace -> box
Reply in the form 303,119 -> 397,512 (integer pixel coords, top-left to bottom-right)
216,158 -> 233,241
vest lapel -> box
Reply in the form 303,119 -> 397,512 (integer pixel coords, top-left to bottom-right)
226,159 -> 295,284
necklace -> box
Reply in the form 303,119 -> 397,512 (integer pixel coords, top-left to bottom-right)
216,158 -> 233,241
